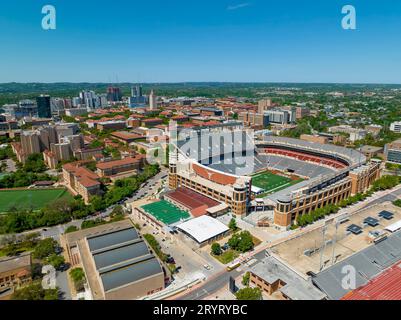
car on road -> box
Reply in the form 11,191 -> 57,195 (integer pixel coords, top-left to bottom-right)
167,257 -> 175,264
203,264 -> 211,270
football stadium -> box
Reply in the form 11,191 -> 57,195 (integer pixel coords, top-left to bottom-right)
168,125 -> 382,230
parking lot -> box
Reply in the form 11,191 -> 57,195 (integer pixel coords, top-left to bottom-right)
270,201 -> 401,275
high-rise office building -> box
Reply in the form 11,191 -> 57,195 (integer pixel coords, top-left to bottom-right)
72,97 -> 82,107
36,95 -> 52,118
131,85 -> 143,98
129,85 -> 147,107
106,87 -> 122,102
19,100 -> 38,118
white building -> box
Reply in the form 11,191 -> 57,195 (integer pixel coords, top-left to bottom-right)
390,121 -> 401,134
149,90 -> 158,110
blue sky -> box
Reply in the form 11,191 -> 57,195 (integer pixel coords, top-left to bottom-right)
1,0 -> 401,83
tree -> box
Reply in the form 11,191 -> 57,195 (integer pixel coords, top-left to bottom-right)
65,225 -> 79,234
143,234 -> 168,262
228,231 -> 254,253
242,272 -> 250,287
81,218 -> 107,230
110,205 -> 125,222
229,218 -> 238,231
46,254 -> 65,270
23,153 -> 47,173
237,231 -> 254,253
11,282 -> 59,300
235,287 -> 262,300
70,268 -> 86,292
211,243 -> 222,256
394,199 -> 401,208
33,238 -> 58,259
228,233 -> 241,250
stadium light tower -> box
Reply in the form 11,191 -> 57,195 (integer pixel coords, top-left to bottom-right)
331,220 -> 339,266
319,224 -> 328,271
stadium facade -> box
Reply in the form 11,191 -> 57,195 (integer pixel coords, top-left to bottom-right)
169,124 -> 382,230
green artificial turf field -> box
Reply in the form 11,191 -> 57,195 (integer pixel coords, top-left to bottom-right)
0,188 -> 72,213
141,200 -> 190,225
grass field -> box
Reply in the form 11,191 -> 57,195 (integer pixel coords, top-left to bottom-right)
213,249 -> 239,265
0,188 -> 72,213
252,171 -> 303,197
141,200 -> 190,225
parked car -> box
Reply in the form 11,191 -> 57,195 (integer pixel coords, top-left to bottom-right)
222,243 -> 229,251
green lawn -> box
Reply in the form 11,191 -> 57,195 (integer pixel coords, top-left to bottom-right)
141,200 -> 190,225
0,188 -> 72,213
213,249 -> 239,265
252,171 -> 303,197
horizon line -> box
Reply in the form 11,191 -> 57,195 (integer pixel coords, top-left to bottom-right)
1,81 -> 401,86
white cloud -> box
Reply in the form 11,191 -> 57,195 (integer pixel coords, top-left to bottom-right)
227,3 -> 251,11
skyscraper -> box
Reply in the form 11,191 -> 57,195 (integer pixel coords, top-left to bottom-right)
36,95 -> 51,118
149,90 -> 158,110
106,87 -> 122,102
131,85 -> 143,98
129,85 -> 147,107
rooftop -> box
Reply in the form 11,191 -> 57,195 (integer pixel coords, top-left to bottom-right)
342,262 -> 401,300
96,157 -> 141,170
249,256 -> 326,300
176,215 -> 229,244
0,252 -> 31,274
63,162 -> 100,188
111,131 -> 143,141
85,222 -> 163,294
165,187 -> 221,217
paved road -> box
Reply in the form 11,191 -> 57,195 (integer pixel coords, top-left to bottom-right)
176,186 -> 401,300
56,269 -> 72,300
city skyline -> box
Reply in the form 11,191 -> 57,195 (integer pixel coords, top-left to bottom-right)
1,0 -> 401,83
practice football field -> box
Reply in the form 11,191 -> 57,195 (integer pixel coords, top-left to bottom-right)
0,188 -> 72,213
141,200 -> 190,225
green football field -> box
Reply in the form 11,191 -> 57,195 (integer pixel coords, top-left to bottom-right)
0,188 -> 72,213
141,200 -> 190,225
252,171 -> 294,194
